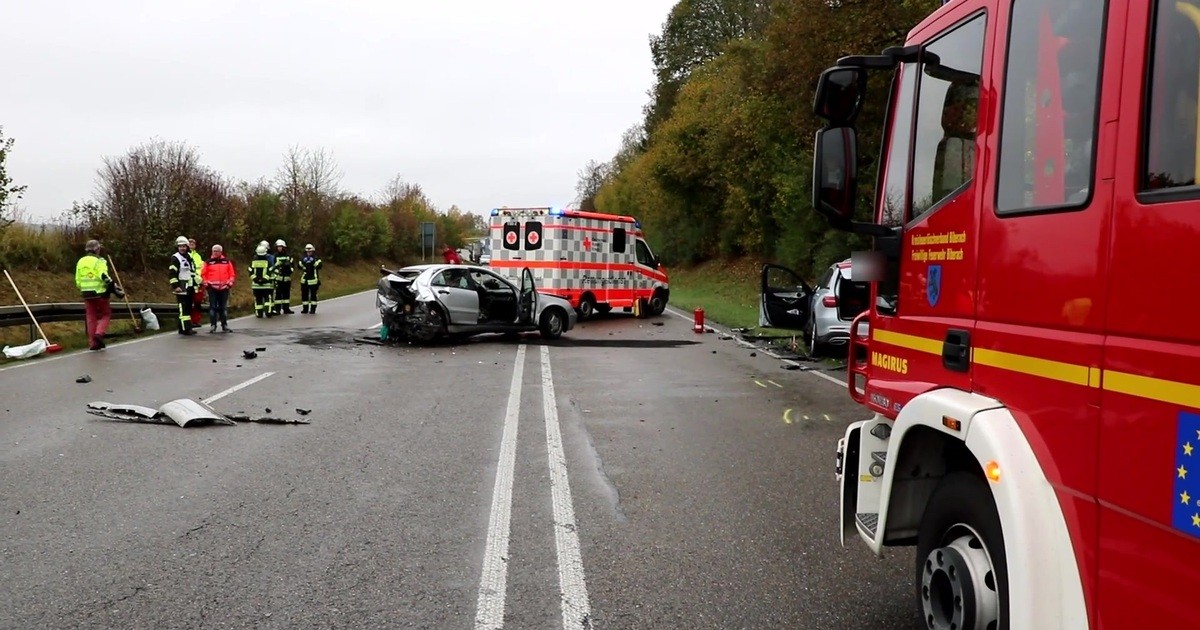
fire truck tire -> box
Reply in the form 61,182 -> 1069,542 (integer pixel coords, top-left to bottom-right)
539,308 -> 566,340
577,294 -> 596,320
915,471 -> 1008,630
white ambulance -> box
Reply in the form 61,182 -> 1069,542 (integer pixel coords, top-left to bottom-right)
487,207 -> 669,319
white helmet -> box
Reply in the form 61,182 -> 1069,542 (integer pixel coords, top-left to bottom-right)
176,236 -> 189,246
275,239 -> 286,247
304,243 -> 315,251
256,244 -> 268,255
259,240 -> 269,248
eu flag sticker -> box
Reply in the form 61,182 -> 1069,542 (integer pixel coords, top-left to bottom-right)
1172,411 -> 1200,538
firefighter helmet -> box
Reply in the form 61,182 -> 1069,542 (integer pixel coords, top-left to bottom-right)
305,243 -> 314,252
176,236 -> 189,246
275,239 -> 286,247
256,244 -> 268,255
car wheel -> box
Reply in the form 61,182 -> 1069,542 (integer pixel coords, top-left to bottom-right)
915,472 -> 1008,630
540,308 -> 565,340
807,317 -> 823,358
578,294 -> 595,320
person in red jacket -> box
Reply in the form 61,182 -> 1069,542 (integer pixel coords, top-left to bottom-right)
442,243 -> 462,265
201,244 -> 236,332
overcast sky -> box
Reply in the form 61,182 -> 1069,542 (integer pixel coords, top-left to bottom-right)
2,0 -> 677,222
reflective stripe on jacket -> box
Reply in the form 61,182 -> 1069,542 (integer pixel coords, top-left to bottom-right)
249,256 -> 273,288
75,254 -> 109,296
300,256 -> 323,285
202,256 -> 237,289
169,252 -> 195,288
189,251 -> 205,279
274,254 -> 293,281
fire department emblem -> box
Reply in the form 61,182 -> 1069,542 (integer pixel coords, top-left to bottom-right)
927,264 -> 942,307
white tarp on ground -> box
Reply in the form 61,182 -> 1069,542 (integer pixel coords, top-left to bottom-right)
86,398 -> 236,427
3,338 -> 47,359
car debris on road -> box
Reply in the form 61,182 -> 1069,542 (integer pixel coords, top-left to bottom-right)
85,398 -> 310,427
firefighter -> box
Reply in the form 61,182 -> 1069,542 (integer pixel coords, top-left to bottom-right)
249,242 -> 275,317
169,235 -> 198,335
299,243 -> 323,314
187,237 -> 206,326
75,239 -> 121,350
202,244 -> 235,332
272,238 -> 294,314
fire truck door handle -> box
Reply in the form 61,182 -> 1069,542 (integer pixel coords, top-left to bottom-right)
942,329 -> 971,373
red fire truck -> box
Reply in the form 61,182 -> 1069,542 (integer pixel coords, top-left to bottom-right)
810,0 -> 1200,627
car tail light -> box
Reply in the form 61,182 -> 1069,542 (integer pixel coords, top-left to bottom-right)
822,296 -> 838,308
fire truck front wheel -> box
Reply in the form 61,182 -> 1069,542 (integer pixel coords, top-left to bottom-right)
915,471 -> 1008,630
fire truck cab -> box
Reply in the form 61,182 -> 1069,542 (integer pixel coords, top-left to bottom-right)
811,0 -> 1200,628
487,207 -> 670,319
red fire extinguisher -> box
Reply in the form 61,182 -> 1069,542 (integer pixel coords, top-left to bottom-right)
693,307 -> 705,333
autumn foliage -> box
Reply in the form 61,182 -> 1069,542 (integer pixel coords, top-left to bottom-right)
589,0 -> 940,278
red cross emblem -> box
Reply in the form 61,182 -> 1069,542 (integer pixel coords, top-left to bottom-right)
505,231 -> 518,245
582,236 -> 592,250
527,231 -> 540,246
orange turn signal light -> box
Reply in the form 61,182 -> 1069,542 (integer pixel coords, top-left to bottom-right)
942,416 -> 961,431
985,460 -> 1002,483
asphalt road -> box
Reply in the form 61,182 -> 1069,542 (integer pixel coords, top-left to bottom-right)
0,290 -> 913,629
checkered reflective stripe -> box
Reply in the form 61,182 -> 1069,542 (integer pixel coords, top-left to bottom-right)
489,211 -> 667,305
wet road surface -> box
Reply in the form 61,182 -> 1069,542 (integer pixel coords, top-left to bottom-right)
0,291 -> 913,628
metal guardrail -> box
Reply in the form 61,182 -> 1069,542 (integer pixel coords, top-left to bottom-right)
0,302 -> 179,342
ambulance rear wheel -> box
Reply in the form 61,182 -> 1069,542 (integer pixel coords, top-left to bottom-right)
577,294 -> 596,320
916,472 -> 1008,630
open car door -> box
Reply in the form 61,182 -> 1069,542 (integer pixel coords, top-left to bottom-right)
518,267 -> 537,325
759,264 -> 811,329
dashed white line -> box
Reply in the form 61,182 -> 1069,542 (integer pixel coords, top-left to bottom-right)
202,372 -> 276,403
539,345 -> 592,629
474,345 -> 527,630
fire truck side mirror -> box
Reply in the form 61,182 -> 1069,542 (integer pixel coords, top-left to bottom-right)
813,126 -> 859,228
813,67 -> 867,123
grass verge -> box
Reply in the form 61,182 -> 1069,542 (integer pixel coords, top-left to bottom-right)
665,257 -> 806,338
1,260 -> 391,361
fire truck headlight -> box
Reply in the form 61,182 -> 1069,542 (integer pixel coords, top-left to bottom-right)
985,460 -> 1001,483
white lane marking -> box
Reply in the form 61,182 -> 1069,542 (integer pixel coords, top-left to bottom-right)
202,372 -> 276,403
664,306 -> 859,392
474,344 -> 526,630
0,289 -> 379,373
539,345 -> 592,629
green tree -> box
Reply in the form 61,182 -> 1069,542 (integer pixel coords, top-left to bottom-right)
0,126 -> 29,232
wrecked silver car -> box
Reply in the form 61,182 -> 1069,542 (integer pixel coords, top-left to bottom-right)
376,264 -> 576,343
